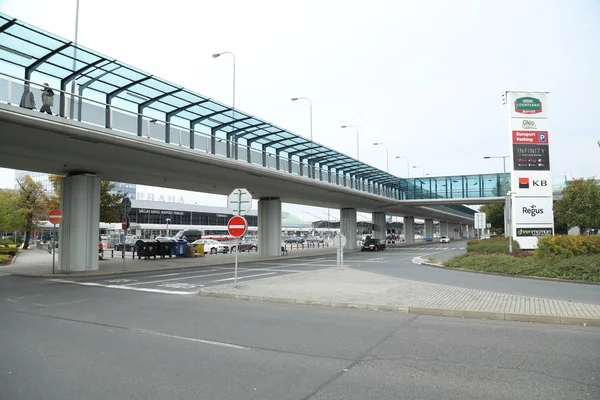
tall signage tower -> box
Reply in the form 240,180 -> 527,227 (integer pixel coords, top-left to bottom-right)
506,91 -> 554,249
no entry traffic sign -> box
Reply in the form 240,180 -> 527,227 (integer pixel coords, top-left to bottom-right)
48,209 -> 63,225
121,216 -> 129,230
227,216 -> 247,238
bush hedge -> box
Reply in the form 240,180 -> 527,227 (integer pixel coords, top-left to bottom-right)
466,237 -> 520,254
444,253 -> 600,282
0,248 -> 17,257
0,254 -> 12,265
536,235 -> 600,258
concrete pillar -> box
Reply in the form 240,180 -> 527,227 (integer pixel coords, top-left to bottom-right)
440,221 -> 448,238
372,212 -> 386,240
340,208 -> 357,250
258,198 -> 282,257
58,174 -> 101,272
404,216 -> 415,244
424,219 -> 434,241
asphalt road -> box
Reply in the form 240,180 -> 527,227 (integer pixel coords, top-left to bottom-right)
49,240 -> 600,304
0,273 -> 599,400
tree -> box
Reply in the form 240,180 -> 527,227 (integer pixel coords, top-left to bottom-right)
48,175 -> 125,223
554,178 -> 600,234
16,176 -> 47,249
479,203 -> 505,235
0,189 -> 26,233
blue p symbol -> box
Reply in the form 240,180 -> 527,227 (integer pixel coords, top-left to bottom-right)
539,133 -> 547,143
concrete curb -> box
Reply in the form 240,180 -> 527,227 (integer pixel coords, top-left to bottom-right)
420,261 -> 600,286
5,249 -> 347,279
198,289 -> 600,327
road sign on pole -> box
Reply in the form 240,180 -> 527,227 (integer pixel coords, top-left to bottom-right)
48,209 -> 63,225
227,188 -> 252,216
333,234 -> 347,266
48,209 -> 63,275
121,216 -> 129,230
228,216 -> 248,287
228,216 -> 248,237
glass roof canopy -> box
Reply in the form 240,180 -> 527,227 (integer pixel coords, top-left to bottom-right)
0,12 -> 398,186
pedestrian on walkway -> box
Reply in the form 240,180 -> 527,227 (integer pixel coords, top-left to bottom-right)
39,83 -> 55,115
19,86 -> 36,110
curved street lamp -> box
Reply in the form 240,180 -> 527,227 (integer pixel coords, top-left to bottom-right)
291,97 -> 313,142
341,125 -> 359,160
212,51 -> 236,112
395,156 -> 410,178
373,142 -> 389,172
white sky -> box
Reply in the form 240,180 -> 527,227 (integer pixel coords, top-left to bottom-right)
1,0 -> 599,221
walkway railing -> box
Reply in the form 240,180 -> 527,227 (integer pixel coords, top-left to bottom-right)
1,73 -> 403,200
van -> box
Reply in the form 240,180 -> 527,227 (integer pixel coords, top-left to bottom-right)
174,229 -> 202,242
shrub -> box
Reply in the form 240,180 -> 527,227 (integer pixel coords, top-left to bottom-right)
466,237 -> 520,254
0,254 -> 12,265
536,235 -> 600,258
0,248 -> 17,257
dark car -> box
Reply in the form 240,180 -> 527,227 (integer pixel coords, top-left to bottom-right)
175,229 -> 202,243
114,242 -> 135,251
361,238 -> 386,251
284,237 -> 305,244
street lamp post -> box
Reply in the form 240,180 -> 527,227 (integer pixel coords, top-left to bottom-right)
213,51 -> 236,155
291,97 -> 313,142
483,155 -> 509,174
395,156 -> 410,178
341,125 -> 359,160
292,97 -> 314,177
69,0 -> 81,119
165,218 -> 171,237
373,142 -> 389,172
412,165 -> 425,177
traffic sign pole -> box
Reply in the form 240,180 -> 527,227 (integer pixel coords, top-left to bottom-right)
52,224 -> 56,274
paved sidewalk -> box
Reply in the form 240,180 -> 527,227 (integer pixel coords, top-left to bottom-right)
0,246 -> 339,277
200,267 -> 600,326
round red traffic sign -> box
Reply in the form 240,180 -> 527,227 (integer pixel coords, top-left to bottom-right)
227,216 -> 247,237
121,216 -> 128,230
48,209 -> 63,225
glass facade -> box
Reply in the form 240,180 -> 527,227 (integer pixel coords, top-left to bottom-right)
130,207 -> 258,227
398,174 -> 511,200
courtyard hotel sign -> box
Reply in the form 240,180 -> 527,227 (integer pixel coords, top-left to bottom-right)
133,192 -> 185,204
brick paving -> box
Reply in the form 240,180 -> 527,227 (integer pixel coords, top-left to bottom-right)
201,267 -> 600,320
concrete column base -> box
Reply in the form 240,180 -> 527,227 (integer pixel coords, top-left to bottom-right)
424,219 -> 434,241
258,198 -> 282,257
372,212 -> 386,241
58,174 -> 101,272
404,216 -> 415,244
340,208 -> 357,250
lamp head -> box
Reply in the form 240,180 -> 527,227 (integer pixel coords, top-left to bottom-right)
212,53 -> 221,58
483,156 -> 491,159
373,142 -> 380,145
291,97 -> 299,101
341,125 -> 347,128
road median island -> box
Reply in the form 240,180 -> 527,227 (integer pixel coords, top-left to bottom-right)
199,266 -> 600,326
442,237 -> 600,283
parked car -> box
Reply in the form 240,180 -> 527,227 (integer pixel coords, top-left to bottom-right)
361,238 -> 386,251
114,242 -> 135,251
284,237 -> 305,244
305,237 -> 324,244
192,239 -> 229,254
230,240 -> 258,252
440,236 -> 451,243
175,229 -> 203,243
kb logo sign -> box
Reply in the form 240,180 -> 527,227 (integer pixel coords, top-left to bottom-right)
518,178 -> 548,189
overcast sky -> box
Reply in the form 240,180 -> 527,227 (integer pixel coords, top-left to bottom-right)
1,0 -> 599,221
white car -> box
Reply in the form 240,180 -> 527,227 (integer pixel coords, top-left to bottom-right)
440,236 -> 451,243
192,239 -> 229,254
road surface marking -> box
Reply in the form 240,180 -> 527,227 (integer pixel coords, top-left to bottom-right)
47,279 -> 197,295
146,269 -> 218,278
105,279 -> 137,283
123,270 -> 236,286
6,294 -> 43,303
133,328 -> 249,350
210,272 -> 276,283
32,299 -> 88,307
157,283 -> 203,289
